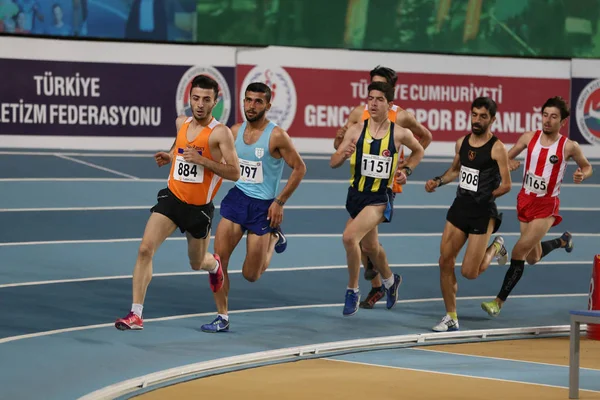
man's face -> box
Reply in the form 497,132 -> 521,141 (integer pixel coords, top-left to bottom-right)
367,90 -> 390,120
189,87 -> 216,120
243,91 -> 270,122
470,106 -> 494,136
542,106 -> 564,135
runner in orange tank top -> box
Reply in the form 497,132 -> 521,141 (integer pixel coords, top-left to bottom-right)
333,66 -> 433,308
115,75 -> 241,331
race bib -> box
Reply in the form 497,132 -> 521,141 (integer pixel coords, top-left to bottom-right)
361,154 -> 392,179
459,165 -> 479,192
524,171 -> 547,194
173,156 -> 203,183
239,159 -> 264,184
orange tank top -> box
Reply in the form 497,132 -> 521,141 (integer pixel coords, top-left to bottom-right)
362,104 -> 399,123
167,117 -> 223,205
362,104 -> 404,193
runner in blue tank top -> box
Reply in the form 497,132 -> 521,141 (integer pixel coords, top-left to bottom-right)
202,82 -> 307,333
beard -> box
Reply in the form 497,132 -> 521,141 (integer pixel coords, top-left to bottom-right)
471,123 -> 487,136
542,126 -> 554,135
245,109 -> 266,122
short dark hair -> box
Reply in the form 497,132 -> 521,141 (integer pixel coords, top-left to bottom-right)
471,97 -> 497,118
370,65 -> 397,86
190,75 -> 219,100
368,81 -> 394,103
245,82 -> 272,103
542,96 -> 570,120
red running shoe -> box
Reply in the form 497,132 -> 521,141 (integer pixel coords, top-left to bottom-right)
115,311 -> 143,330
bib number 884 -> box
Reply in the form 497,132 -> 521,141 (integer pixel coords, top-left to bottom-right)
178,163 -> 197,178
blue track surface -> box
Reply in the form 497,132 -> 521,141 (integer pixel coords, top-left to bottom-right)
0,150 -> 598,399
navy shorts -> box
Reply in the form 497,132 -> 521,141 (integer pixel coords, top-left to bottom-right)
345,186 -> 394,223
220,186 -> 275,236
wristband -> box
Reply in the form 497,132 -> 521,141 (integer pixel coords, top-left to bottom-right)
274,198 -> 285,206
434,176 -> 444,186
402,166 -> 412,176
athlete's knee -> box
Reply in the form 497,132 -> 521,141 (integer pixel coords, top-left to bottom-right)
190,252 -> 213,271
360,241 -> 379,256
137,241 -> 156,262
511,240 -> 533,260
190,260 -> 202,271
342,230 -> 358,248
461,265 -> 479,280
439,254 -> 455,272
526,254 -> 540,265
242,267 -> 261,283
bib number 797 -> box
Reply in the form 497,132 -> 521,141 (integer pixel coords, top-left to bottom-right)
239,159 -> 264,183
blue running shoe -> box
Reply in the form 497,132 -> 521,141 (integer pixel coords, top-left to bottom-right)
561,231 -> 574,253
386,274 -> 402,309
201,315 -> 230,333
274,226 -> 287,254
343,289 -> 360,316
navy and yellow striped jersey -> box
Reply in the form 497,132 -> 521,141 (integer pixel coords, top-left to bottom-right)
349,120 -> 399,193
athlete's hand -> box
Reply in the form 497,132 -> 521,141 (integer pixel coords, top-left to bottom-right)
343,139 -> 357,159
395,169 -> 407,185
336,125 -> 348,140
267,201 -> 283,228
508,159 -> 520,171
396,158 -> 407,170
425,178 -> 440,193
573,167 -> 585,184
154,151 -> 171,167
182,146 -> 204,165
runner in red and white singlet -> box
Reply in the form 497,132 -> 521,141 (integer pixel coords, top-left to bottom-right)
481,96 -> 594,317
518,129 -> 568,225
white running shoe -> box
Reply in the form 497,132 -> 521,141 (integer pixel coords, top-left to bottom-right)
493,236 -> 508,265
432,315 -> 459,332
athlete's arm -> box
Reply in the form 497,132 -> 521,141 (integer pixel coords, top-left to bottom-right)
396,111 -> 432,150
506,131 -> 534,171
566,140 -> 593,183
330,123 -> 361,168
183,125 -> 241,181
394,125 -> 424,185
397,126 -> 424,171
425,137 -> 463,192
333,105 -> 363,150
491,140 -> 512,198
155,115 -> 187,167
267,128 -> 307,227
272,127 -> 307,204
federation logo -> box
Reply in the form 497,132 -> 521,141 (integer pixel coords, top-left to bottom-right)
255,147 -> 264,159
382,149 -> 391,157
176,66 -> 231,124
240,66 -> 297,131
468,150 -> 476,161
576,78 -> 600,146
549,154 -> 559,164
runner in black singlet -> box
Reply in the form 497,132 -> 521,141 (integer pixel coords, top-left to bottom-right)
424,97 -> 512,332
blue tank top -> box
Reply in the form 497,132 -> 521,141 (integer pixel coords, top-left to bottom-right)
234,121 -> 284,200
